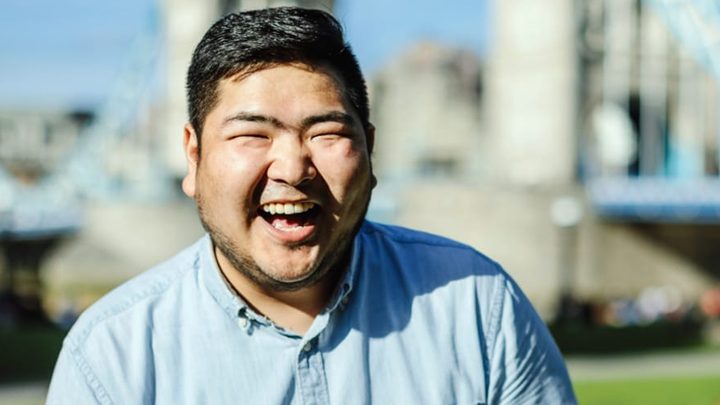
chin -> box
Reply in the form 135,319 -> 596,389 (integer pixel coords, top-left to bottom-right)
260,253 -> 324,280
262,260 -> 313,279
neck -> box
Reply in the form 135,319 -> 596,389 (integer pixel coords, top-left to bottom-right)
216,251 -> 346,335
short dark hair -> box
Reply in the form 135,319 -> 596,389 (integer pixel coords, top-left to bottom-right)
186,7 -> 369,139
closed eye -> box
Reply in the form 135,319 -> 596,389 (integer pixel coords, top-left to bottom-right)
229,134 -> 270,147
311,133 -> 344,141
310,129 -> 358,142
233,134 -> 267,139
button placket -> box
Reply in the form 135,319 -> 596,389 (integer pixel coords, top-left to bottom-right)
296,338 -> 329,404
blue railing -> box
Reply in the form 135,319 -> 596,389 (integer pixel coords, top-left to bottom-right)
586,0 -> 720,223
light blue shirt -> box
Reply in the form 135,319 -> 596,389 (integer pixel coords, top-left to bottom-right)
47,221 -> 576,404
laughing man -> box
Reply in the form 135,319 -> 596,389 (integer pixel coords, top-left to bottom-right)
48,7 -> 576,404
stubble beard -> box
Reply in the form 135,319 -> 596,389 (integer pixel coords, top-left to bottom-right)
195,190 -> 371,293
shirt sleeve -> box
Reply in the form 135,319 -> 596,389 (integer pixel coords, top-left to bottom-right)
46,341 -> 112,405
486,275 -> 577,404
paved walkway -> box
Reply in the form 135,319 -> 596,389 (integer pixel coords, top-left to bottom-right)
0,382 -> 46,405
567,349 -> 720,381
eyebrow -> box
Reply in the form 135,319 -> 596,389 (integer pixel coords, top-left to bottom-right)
222,112 -> 284,128
300,111 -> 356,131
222,111 -> 357,132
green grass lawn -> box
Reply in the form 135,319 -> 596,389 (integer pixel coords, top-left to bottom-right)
575,375 -> 720,405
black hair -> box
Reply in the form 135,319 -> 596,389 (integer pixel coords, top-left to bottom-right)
186,7 -> 369,140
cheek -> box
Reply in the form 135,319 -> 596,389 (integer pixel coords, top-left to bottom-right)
198,151 -> 265,201
316,149 -> 371,202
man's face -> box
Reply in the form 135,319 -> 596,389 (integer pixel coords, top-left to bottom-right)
182,63 -> 374,291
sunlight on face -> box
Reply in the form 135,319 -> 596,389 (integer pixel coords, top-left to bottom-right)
183,64 -> 374,291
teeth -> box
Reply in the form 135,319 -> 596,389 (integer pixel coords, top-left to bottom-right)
261,202 -> 315,215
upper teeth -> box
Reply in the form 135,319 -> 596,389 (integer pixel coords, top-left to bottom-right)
262,202 -> 315,215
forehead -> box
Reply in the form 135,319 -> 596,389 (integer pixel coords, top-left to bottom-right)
210,64 -> 355,121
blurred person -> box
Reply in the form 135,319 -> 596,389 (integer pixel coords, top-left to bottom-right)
46,7 -> 575,404
700,286 -> 720,318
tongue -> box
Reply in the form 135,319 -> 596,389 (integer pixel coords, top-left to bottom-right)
269,215 -> 305,229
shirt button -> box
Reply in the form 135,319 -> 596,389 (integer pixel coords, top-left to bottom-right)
238,317 -> 249,329
341,295 -> 350,305
302,341 -> 313,352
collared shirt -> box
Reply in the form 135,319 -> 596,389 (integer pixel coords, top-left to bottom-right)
47,221 -> 577,404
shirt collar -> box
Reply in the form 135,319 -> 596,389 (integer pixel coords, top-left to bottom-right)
324,223 -> 366,313
199,234 -> 249,321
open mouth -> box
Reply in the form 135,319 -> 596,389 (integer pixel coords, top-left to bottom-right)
258,202 -> 321,232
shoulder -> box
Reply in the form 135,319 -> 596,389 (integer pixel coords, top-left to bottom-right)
354,221 -> 513,311
359,220 -> 475,248
63,236 -> 206,348
357,220 -> 506,277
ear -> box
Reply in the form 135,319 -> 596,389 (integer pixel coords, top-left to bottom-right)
181,123 -> 200,198
366,123 -> 377,189
366,123 -> 375,156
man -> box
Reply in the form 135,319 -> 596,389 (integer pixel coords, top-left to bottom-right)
48,7 -> 576,404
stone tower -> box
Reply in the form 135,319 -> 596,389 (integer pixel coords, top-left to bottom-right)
484,0 -> 576,186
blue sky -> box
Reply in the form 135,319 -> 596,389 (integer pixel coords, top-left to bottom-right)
0,0 -> 154,109
0,0 -> 488,110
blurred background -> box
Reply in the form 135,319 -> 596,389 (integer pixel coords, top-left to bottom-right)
1,0 -> 720,403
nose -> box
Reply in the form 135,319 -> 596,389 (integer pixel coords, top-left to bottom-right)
267,137 -> 317,186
